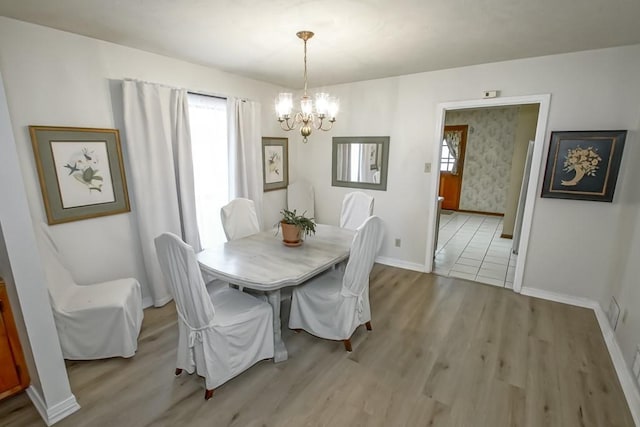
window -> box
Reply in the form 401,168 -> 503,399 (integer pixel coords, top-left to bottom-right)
188,93 -> 228,249
440,139 -> 455,172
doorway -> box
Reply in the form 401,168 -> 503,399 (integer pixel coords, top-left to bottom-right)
425,94 -> 551,293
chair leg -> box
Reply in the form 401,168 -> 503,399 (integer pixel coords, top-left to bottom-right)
365,321 -> 372,331
204,389 -> 214,400
175,368 -> 183,375
343,339 -> 352,352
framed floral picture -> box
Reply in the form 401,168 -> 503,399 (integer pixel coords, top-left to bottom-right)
262,137 -> 288,191
541,130 -> 626,202
29,126 -> 131,224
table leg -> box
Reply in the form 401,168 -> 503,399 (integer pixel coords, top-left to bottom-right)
266,289 -> 288,362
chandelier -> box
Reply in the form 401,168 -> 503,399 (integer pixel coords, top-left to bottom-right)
275,31 -> 339,143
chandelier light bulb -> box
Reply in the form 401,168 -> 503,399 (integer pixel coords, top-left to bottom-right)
315,93 -> 329,116
328,97 -> 339,120
276,93 -> 293,118
300,96 -> 313,116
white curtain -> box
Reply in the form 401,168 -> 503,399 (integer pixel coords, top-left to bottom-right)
227,97 -> 263,228
444,130 -> 461,174
336,144 -> 350,181
122,80 -> 201,307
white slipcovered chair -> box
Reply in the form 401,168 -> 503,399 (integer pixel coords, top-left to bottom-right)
340,191 -> 374,230
219,198 -> 261,292
35,224 -> 143,360
287,180 -> 315,219
289,216 -> 384,351
220,198 -> 260,241
154,232 -> 273,399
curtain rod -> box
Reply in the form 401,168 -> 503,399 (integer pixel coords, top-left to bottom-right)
123,78 -> 248,102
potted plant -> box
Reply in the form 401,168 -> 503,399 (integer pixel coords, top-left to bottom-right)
278,209 -> 316,246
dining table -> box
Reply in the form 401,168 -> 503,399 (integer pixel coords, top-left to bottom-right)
197,223 -> 355,362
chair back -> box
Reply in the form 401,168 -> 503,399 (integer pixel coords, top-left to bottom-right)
220,198 -> 260,241
287,180 -> 315,218
340,191 -> 374,230
341,216 -> 384,297
34,223 -> 77,310
154,233 -> 215,328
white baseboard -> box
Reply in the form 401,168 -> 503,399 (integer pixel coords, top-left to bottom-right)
521,286 -> 640,425
593,304 -> 640,427
520,286 -> 597,309
26,386 -> 80,426
375,256 -> 425,273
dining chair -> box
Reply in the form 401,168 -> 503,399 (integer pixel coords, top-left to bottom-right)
220,198 -> 260,241
339,191 -> 374,230
219,198 -> 262,293
35,223 -> 143,360
288,216 -> 384,351
287,180 -> 315,219
154,232 -> 274,399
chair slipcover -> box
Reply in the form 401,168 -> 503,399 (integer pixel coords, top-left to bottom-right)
289,216 -> 384,341
154,233 -> 273,390
287,180 -> 315,218
36,224 -> 143,360
220,198 -> 260,241
340,192 -> 374,230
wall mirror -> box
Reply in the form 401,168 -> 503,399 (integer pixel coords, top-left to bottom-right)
332,136 -> 390,191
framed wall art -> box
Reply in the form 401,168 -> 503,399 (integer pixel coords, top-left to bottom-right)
29,126 -> 131,224
262,137 -> 288,191
541,130 -> 626,202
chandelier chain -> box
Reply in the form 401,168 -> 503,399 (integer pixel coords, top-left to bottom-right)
303,38 -> 308,96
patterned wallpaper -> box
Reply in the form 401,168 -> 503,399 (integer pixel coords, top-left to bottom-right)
445,107 -> 520,214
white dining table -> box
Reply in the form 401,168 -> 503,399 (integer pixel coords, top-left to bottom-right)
197,224 -> 355,362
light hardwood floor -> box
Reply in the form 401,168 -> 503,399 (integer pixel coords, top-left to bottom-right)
0,265 -> 634,426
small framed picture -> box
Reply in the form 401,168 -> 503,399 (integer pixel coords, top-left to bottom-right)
262,137 -> 288,191
541,130 -> 626,202
29,126 -> 131,224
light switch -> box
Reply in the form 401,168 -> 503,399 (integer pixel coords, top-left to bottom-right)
424,163 -> 431,173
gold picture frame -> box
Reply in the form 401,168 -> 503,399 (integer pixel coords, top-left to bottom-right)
29,126 -> 131,224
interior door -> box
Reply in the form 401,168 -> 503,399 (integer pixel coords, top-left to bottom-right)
0,313 -> 20,394
439,125 -> 468,211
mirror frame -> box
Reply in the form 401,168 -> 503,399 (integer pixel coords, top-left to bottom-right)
331,136 -> 390,191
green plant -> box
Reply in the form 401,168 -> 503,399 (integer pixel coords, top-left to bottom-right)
278,209 -> 316,237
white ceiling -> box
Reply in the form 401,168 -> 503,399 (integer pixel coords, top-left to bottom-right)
1,0 -> 640,89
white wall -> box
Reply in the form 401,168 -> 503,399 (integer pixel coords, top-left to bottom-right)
0,17 -> 287,303
293,45 -> 640,300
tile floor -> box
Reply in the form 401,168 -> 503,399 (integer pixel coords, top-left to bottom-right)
433,211 -> 517,288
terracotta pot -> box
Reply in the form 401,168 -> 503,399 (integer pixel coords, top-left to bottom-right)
281,222 -> 302,244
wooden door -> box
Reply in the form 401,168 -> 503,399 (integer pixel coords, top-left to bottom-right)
439,125 -> 468,211
0,280 -> 29,401
0,314 -> 20,394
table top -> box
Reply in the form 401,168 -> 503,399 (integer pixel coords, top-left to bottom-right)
197,224 -> 355,291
